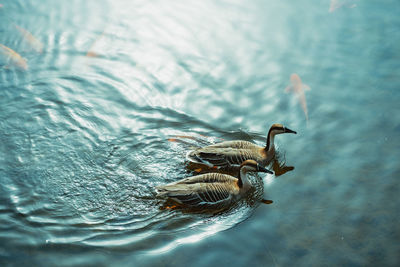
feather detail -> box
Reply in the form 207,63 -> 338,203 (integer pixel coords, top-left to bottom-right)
157,173 -> 238,206
157,160 -> 273,209
186,124 -> 296,170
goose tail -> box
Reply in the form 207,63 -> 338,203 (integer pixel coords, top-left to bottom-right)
185,150 -> 214,167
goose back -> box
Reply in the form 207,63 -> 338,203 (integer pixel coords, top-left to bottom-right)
156,173 -> 240,207
187,141 -> 266,169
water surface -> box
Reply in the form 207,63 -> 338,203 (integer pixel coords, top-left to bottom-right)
1,0 -> 399,266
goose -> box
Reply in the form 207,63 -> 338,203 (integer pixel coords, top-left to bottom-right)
156,160 -> 272,209
186,123 -> 296,170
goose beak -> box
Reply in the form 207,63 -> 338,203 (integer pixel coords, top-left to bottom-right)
284,127 -> 297,134
257,165 -> 274,174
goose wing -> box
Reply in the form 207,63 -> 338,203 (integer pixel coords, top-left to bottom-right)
157,173 -> 238,206
207,140 -> 260,149
187,146 -> 262,168
173,172 -> 236,184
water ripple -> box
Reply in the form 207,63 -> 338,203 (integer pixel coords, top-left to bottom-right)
2,119 -> 266,254
2,0 -> 399,266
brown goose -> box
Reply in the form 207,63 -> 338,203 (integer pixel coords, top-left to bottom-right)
156,160 -> 272,209
186,123 -> 296,170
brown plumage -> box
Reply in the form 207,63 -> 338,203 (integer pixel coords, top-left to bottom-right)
156,160 -> 273,209
186,123 -> 296,170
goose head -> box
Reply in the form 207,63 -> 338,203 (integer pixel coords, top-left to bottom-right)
240,160 -> 273,174
269,123 -> 297,135
265,123 -> 296,151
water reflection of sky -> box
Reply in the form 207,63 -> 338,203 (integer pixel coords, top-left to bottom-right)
0,0 -> 399,266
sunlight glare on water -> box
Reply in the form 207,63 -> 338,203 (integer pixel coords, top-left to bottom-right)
1,0 -> 400,266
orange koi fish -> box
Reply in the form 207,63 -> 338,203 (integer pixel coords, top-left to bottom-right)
0,44 -> 28,70
86,29 -> 106,57
285,73 -> 310,122
86,51 -> 98,57
14,24 -> 43,53
329,0 -> 357,13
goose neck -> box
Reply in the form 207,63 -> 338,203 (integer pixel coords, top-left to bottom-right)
265,130 -> 276,152
238,168 -> 251,190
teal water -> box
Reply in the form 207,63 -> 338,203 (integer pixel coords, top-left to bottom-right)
1,0 -> 399,266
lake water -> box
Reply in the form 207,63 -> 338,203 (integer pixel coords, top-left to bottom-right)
1,0 -> 399,266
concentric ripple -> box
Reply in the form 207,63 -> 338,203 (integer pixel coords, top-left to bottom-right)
2,121 -> 268,254
2,0 -> 399,266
